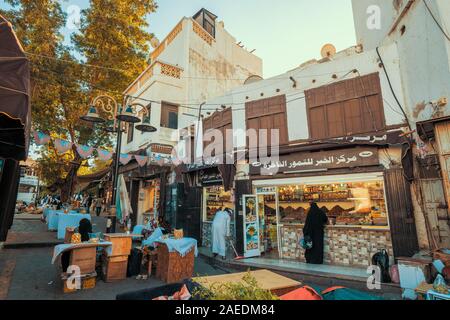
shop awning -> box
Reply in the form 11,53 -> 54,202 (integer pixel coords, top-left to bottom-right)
0,15 -> 31,161
416,115 -> 450,141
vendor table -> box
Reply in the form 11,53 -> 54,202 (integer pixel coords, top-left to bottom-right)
56,213 -> 91,239
51,242 -> 113,265
193,269 -> 302,297
47,210 -> 80,230
156,237 -> 197,283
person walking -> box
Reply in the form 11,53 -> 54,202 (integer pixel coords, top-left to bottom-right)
303,201 -> 328,264
95,198 -> 103,216
211,207 -> 231,260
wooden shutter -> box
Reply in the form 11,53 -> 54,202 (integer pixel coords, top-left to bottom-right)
203,108 -> 233,156
245,95 -> 288,147
384,168 -> 419,257
306,72 -> 386,139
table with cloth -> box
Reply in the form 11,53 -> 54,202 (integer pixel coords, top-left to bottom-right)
57,213 -> 92,240
155,237 -> 197,283
47,210 -> 80,230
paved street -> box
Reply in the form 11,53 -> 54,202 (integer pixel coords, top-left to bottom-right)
0,215 -> 231,300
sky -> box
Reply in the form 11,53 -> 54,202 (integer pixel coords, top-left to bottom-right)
3,0 -> 357,78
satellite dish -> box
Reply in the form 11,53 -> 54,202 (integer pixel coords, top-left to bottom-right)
151,37 -> 160,49
321,43 -> 336,59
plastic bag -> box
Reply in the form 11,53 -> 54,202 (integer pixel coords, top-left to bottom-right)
372,249 -> 391,283
389,265 -> 400,284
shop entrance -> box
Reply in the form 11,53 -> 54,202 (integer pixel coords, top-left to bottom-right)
256,191 -> 280,259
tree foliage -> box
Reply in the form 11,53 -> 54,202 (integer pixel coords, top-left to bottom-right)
1,0 -> 157,201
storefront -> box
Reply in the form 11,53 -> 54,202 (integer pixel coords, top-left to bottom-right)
242,146 -> 399,267
198,166 -> 236,248
140,178 -> 161,219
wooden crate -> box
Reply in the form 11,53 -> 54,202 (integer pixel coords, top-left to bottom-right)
101,254 -> 128,282
69,247 -> 97,274
156,244 -> 195,284
62,272 -> 97,293
104,234 -> 133,257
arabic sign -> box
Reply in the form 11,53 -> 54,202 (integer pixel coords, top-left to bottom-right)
249,147 -> 379,175
325,130 -> 404,145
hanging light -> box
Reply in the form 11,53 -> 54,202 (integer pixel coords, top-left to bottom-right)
80,106 -> 105,123
116,105 -> 140,123
135,110 -> 157,133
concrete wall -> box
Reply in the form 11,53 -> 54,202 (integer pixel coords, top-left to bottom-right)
352,0 -> 450,125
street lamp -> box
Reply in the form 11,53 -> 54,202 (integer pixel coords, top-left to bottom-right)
80,94 -> 156,232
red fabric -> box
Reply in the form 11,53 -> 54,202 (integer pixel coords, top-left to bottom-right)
280,286 -> 322,300
153,285 -> 191,300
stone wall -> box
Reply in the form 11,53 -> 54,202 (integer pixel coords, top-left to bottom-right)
280,225 -> 394,267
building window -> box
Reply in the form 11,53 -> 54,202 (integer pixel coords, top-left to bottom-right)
203,108 -> 233,156
161,102 -> 179,129
193,8 -> 217,38
127,123 -> 134,143
245,95 -> 288,148
305,72 -> 386,140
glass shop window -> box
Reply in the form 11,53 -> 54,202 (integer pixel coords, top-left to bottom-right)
204,186 -> 233,222
277,181 -> 388,227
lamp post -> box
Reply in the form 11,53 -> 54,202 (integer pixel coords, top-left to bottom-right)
80,94 -> 156,233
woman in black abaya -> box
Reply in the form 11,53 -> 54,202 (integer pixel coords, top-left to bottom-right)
303,201 -> 328,264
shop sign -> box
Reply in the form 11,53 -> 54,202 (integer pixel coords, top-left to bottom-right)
256,186 -> 277,193
199,167 -> 222,184
325,130 -> 404,145
242,195 -> 260,258
249,147 -> 379,175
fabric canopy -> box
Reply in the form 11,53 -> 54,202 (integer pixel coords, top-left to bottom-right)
0,14 -> 31,160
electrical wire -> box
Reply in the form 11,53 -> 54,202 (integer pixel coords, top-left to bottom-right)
423,0 -> 450,42
376,46 -> 412,130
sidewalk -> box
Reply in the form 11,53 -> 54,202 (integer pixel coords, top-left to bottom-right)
198,247 -> 402,299
3,214 -> 107,248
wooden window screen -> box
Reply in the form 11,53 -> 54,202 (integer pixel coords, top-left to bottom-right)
305,72 -> 386,140
245,94 -> 288,148
203,108 -> 233,156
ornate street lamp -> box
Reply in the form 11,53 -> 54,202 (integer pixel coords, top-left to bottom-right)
135,104 -> 157,133
79,94 -> 157,232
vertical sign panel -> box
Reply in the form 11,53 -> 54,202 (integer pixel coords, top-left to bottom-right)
242,195 -> 260,258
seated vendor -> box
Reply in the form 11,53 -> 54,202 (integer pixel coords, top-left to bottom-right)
141,212 -> 158,240
158,216 -> 172,235
61,218 -> 93,272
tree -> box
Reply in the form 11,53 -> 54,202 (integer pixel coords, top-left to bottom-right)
2,0 -> 157,201
72,0 -> 157,101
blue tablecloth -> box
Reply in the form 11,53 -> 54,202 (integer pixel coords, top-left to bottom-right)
57,214 -> 91,239
51,241 -> 113,264
132,225 -> 145,240
157,237 -> 198,257
47,211 -> 83,231
142,228 -> 164,248
47,211 -> 63,230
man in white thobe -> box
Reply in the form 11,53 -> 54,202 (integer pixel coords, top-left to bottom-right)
211,208 -> 231,259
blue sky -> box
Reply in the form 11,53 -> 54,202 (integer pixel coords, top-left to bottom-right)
3,0 -> 357,78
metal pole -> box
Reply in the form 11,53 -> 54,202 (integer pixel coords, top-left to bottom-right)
110,118 -> 122,233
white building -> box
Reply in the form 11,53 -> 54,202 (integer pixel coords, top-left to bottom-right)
17,159 -> 40,204
119,8 -> 262,226
121,8 -> 262,153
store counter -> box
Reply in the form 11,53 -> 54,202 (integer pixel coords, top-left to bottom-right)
279,223 -> 393,267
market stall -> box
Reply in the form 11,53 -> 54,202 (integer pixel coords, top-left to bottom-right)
246,171 -> 394,266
